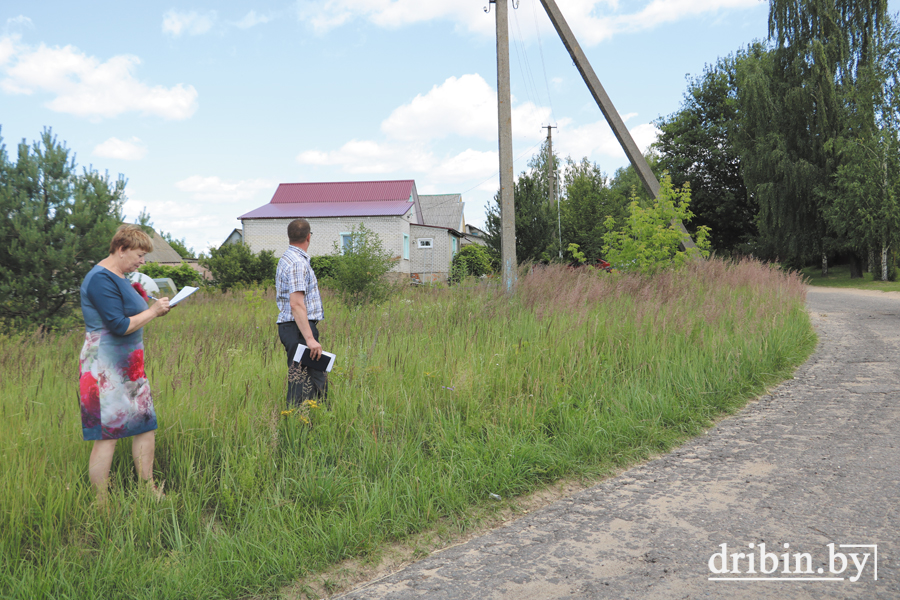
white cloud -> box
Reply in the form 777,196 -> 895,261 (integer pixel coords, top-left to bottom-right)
174,175 -> 277,203
0,35 -> 17,67
5,15 -> 33,29
299,140 -> 498,189
298,139 -> 435,174
123,194 -> 234,251
296,0 -> 495,35
93,137 -> 147,160
297,0 -> 759,42
382,73 -> 555,143
235,10 -> 272,29
161,9 -> 276,37
629,122 -> 659,153
0,37 -> 198,120
382,75 -> 495,141
556,118 -> 659,163
573,0 -> 760,44
428,148 -> 499,184
162,10 -> 217,37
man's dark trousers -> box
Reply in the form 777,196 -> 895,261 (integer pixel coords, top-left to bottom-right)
278,320 -> 328,406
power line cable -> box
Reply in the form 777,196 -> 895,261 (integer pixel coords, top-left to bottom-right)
511,8 -> 543,111
531,0 -> 556,119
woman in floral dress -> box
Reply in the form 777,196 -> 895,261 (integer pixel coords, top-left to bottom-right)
79,225 -> 171,501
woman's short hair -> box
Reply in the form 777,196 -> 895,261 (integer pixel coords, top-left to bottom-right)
109,224 -> 154,255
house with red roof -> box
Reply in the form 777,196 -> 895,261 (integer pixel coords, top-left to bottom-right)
238,180 -> 468,282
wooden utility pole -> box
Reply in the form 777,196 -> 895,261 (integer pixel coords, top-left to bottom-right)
538,0 -> 695,248
492,0 -> 517,292
544,125 -> 561,259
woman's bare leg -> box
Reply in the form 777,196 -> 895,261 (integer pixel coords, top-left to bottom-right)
131,430 -> 155,481
132,431 -> 162,498
89,439 -> 117,505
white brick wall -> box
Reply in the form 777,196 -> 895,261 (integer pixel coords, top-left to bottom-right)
410,225 -> 455,281
242,215 -> 413,274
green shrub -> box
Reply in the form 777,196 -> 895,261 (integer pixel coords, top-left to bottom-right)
450,244 -> 493,283
602,174 -> 711,275
310,255 -> 342,281
199,243 -> 277,290
138,262 -> 202,289
567,243 -> 587,265
326,224 -> 398,306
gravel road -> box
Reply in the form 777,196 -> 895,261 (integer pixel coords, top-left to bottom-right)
336,287 -> 899,600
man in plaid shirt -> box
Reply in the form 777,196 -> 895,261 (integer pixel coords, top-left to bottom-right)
276,218 -> 327,405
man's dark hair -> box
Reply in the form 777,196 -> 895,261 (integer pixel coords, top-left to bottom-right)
288,218 -> 311,244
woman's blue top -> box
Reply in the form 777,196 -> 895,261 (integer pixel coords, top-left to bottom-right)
80,265 -> 147,343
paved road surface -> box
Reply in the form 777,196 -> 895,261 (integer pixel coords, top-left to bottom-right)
337,288 -> 899,599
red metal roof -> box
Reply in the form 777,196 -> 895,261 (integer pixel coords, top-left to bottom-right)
239,201 -> 413,220
270,180 -> 415,204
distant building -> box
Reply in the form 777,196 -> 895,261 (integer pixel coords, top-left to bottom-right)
221,228 -> 243,247
239,180 -> 468,282
143,230 -> 184,266
142,228 -> 210,280
464,224 -> 488,247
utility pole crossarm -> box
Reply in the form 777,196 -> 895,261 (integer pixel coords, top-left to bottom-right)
538,0 -> 695,249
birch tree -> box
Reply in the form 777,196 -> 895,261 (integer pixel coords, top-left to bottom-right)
736,0 -> 887,271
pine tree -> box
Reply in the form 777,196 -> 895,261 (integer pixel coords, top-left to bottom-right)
560,156 -> 624,262
0,128 -> 126,331
485,141 -> 559,263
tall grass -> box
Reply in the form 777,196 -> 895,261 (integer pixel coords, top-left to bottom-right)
0,259 -> 815,599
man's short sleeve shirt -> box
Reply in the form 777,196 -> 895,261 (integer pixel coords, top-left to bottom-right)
276,246 -> 324,323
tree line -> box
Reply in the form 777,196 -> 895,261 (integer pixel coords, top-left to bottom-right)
656,0 -> 900,278
483,142 -> 663,265
487,0 -> 900,280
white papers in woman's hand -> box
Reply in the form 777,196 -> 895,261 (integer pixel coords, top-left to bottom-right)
169,286 -> 198,306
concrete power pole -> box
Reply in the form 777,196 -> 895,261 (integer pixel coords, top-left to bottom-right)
492,0 -> 517,293
544,125 -> 561,259
538,0 -> 695,249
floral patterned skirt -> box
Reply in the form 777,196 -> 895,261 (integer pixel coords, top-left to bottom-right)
78,330 -> 157,440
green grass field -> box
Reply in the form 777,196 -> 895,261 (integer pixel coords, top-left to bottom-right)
0,259 -> 816,599
801,263 -> 900,291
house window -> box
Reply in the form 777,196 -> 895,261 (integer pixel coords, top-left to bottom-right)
451,237 -> 458,256
417,238 -> 433,249
403,234 -> 410,260
340,232 -> 353,254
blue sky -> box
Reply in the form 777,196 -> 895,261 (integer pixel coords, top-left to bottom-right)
1,0 -> 779,253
